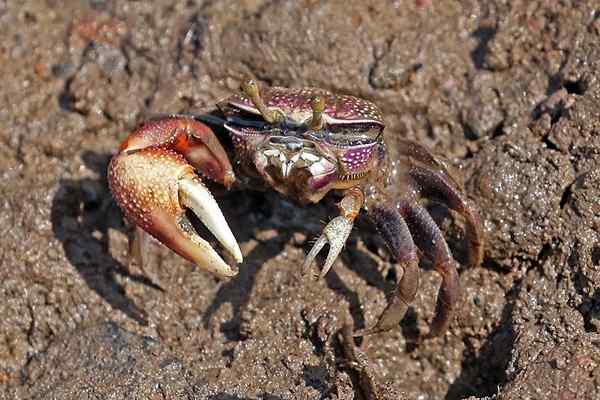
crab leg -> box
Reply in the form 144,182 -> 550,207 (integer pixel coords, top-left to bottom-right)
108,117 -> 242,278
408,165 -> 483,269
355,204 -> 420,336
396,139 -> 483,268
399,201 -> 460,338
302,188 -> 364,278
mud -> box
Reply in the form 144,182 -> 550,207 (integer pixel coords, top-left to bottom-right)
1,1 -> 600,399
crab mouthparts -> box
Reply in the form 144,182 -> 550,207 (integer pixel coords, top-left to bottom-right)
260,148 -> 335,180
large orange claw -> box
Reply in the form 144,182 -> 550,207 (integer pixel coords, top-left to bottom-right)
108,117 -> 242,278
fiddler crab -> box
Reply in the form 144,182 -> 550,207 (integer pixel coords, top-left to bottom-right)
108,80 -> 484,337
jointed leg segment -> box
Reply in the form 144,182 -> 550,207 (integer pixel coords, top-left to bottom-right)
408,166 -> 483,268
399,201 -> 460,338
357,204 -> 419,336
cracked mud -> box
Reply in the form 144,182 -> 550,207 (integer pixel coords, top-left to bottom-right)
1,1 -> 600,399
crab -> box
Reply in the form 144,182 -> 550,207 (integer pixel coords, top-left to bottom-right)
108,79 -> 484,337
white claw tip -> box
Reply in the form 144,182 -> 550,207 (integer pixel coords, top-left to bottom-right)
179,176 -> 243,265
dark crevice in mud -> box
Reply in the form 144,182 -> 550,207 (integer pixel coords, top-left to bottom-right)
119,42 -> 133,78
563,79 -> 587,95
470,24 -> 497,71
400,308 -> 420,352
425,118 -> 436,140
579,289 -> 600,334
58,75 -> 88,116
481,258 -> 510,276
591,246 -> 600,266
545,72 -> 564,97
491,119 -> 505,139
302,364 -> 332,397
573,273 -> 600,334
445,278 -> 520,400
559,180 -> 573,209
462,123 -> 479,141
545,68 -> 587,99
537,242 -> 555,266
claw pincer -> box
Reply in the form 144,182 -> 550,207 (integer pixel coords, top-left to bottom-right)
108,117 -> 242,278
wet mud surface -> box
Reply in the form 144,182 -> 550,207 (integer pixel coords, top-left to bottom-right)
1,1 -> 600,399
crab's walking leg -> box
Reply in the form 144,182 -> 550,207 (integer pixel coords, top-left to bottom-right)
108,117 -> 242,278
355,204 -> 420,336
302,188 -> 364,278
408,166 -> 484,268
400,201 -> 460,338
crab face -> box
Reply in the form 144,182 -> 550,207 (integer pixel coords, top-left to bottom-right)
219,83 -> 385,203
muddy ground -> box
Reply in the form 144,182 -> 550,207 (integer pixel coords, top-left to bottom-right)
1,1 -> 600,399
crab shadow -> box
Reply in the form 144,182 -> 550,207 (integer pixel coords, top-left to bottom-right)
199,194 -> 293,340
50,150 -> 158,325
51,152 -> 407,340
202,198 -> 469,345
200,193 -> 391,341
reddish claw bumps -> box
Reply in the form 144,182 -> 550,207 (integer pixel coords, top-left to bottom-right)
108,79 -> 484,339
108,117 -> 242,277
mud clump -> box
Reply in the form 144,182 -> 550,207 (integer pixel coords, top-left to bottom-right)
1,1 -> 600,399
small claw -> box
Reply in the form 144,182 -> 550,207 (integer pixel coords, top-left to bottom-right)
303,189 -> 364,277
108,147 -> 242,278
302,215 -> 354,278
